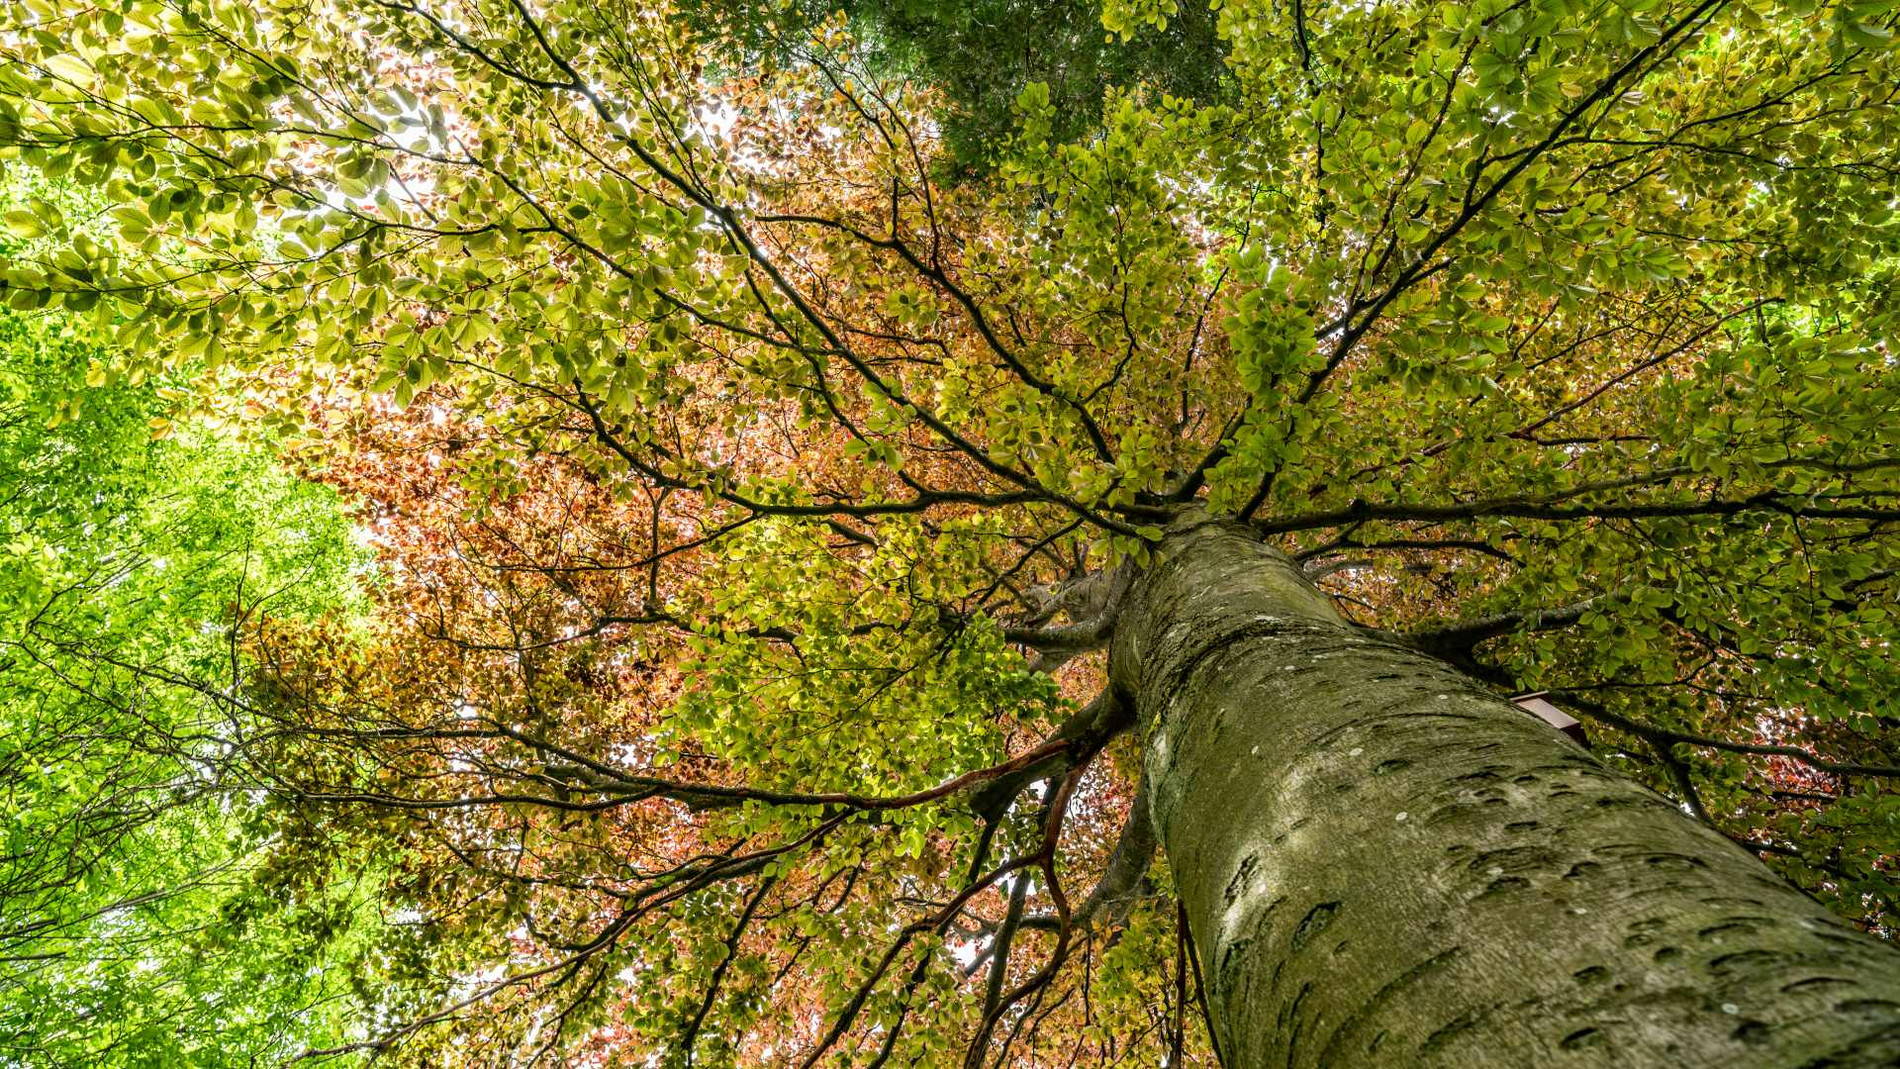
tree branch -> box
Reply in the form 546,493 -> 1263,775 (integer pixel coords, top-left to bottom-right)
1389,592 -> 1621,655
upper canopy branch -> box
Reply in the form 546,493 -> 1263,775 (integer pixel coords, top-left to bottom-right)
755,209 -> 1120,466
540,735 -> 1080,813
1256,486 -> 1900,535
1301,0 -> 1734,400
364,0 -> 1148,541
1221,0 -> 1738,522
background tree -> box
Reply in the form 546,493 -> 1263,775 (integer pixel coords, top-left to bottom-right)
2,0 -> 1900,1064
0,168 -> 381,1066
683,0 -> 1230,172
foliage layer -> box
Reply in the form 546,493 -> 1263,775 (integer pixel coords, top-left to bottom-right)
1,0 -> 1899,1062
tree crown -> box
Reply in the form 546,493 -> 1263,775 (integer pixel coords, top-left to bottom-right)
1,0 -> 1898,1061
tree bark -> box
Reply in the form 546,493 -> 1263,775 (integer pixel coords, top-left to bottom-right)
1110,520 -> 1900,1067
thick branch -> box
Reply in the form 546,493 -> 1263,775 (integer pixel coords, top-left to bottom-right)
1021,774 -> 1156,935
1560,695 -> 1900,779
1389,592 -> 1620,655
1257,489 -> 1900,535
968,690 -> 1136,825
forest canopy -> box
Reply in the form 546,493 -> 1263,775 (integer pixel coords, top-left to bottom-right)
2,0 -> 1900,1064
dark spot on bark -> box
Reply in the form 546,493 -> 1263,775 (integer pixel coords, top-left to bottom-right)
1334,939 -> 1349,956
1446,843 -> 1470,855
1218,936 -> 1252,988
1513,773 -> 1539,785
1644,853 -> 1709,872
1374,758 -> 1410,775
1457,769 -> 1503,784
1573,965 -> 1610,985
1419,1009 -> 1482,1054
1732,1020 -> 1771,1045
1836,998 -> 1900,1016
1426,802 -> 1477,827
1283,980 -> 1316,1063
1334,781 -> 1355,793
1565,861 -> 1602,880
1290,900 -> 1341,952
1628,917 -> 1667,932
1506,820 -> 1539,833
1468,846 -> 1556,874
1782,976 -> 1853,994
1560,1027 -> 1605,1051
1655,946 -> 1682,963
1480,876 -> 1530,898
1707,949 -> 1781,977
1625,933 -> 1653,948
1224,854 -> 1259,906
1368,1030 -> 1386,1052
1698,921 -> 1759,941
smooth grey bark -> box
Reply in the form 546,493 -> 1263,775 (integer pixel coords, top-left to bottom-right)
1110,520 -> 1900,1067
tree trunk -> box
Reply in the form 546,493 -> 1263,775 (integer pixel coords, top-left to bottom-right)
1110,521 -> 1900,1067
